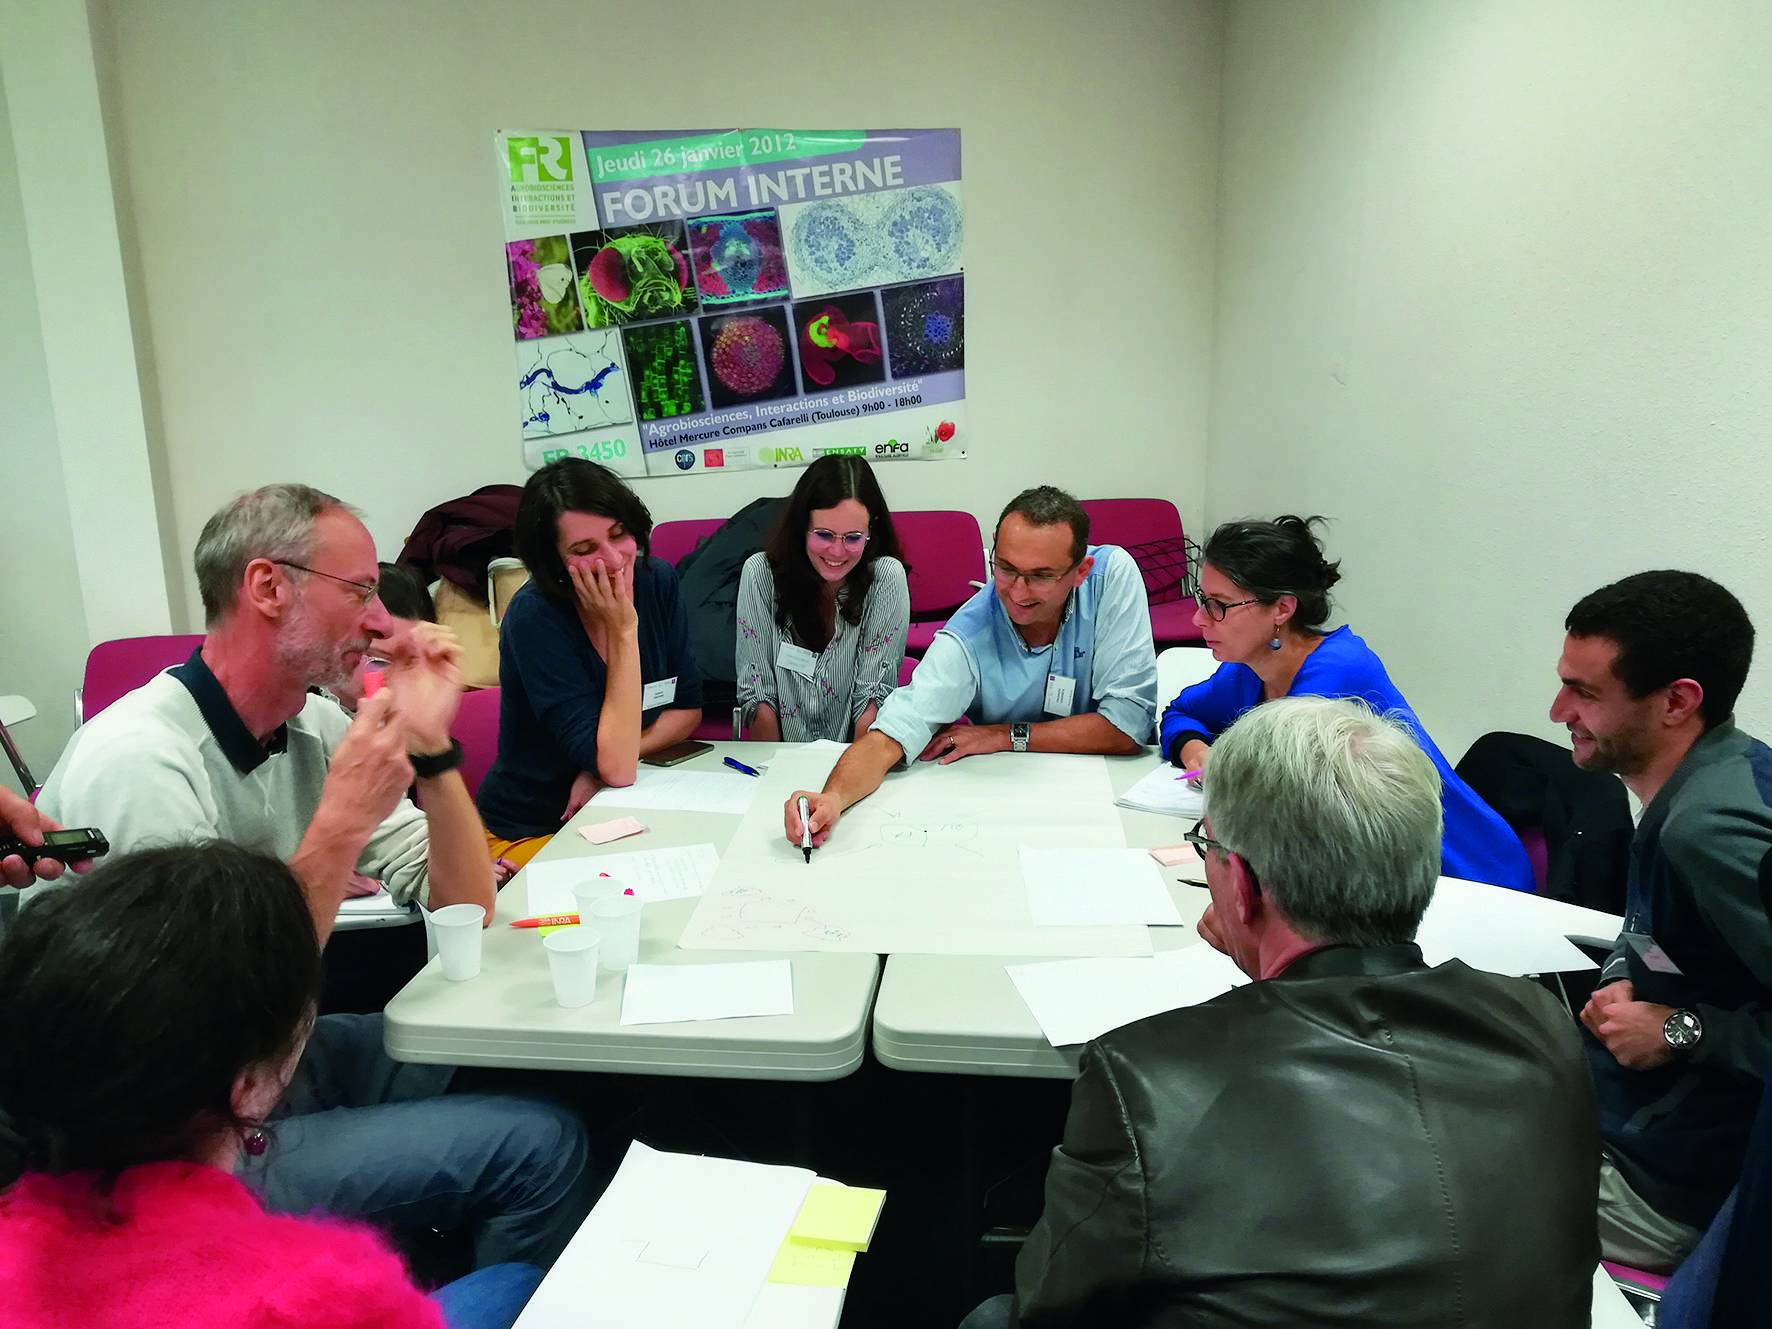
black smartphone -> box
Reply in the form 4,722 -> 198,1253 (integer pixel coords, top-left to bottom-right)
641,740 -> 713,768
0,828 -> 111,865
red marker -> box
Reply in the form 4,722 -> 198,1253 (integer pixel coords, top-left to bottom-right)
510,913 -> 579,929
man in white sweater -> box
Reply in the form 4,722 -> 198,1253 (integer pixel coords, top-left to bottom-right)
38,483 -> 592,1270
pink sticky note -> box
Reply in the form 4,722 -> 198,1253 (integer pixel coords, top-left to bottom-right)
1148,845 -> 1197,868
579,816 -> 646,845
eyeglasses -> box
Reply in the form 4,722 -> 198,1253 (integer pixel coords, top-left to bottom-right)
1195,594 -> 1261,622
276,560 -> 380,607
808,529 -> 868,552
1181,818 -> 1261,894
988,554 -> 1080,590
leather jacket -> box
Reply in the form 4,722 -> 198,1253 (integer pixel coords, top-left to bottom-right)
1013,943 -> 1600,1328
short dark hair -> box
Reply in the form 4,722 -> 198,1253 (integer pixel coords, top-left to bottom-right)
513,459 -> 654,610
1200,515 -> 1342,630
1565,571 -> 1754,728
764,455 -> 902,649
377,562 -> 436,622
0,844 -> 322,1188
996,486 -> 1089,562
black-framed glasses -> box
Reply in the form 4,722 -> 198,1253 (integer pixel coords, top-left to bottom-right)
988,552 -> 1080,589
275,560 -> 379,606
1195,594 -> 1261,622
1181,818 -> 1261,894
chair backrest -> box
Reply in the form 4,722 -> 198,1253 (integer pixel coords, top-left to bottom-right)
81,634 -> 206,723
451,686 -> 501,799
894,510 -> 985,619
651,518 -> 726,568
1080,498 -> 1184,550
897,655 -> 917,688
1156,646 -> 1218,704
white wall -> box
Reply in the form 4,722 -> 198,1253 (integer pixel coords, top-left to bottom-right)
97,0 -> 1221,619
1210,0 -> 1772,761
0,64 -> 92,789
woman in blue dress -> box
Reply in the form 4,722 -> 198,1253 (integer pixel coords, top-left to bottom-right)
1161,515 -> 1535,891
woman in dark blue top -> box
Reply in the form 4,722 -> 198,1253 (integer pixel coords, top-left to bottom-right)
1161,516 -> 1534,892
477,460 -> 702,861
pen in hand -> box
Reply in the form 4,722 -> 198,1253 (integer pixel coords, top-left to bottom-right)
797,795 -> 813,864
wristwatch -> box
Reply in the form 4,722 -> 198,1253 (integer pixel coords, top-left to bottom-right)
1663,1007 -> 1703,1054
409,738 -> 465,780
1010,722 -> 1031,754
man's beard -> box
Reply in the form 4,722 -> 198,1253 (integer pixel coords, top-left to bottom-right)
276,608 -> 364,694
1572,720 -> 1657,777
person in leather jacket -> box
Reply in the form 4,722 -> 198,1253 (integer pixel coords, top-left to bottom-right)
966,696 -> 1600,1329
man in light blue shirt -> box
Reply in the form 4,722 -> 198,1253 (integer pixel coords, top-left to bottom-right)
784,486 -> 1158,847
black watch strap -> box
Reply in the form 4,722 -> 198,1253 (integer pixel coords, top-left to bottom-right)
409,738 -> 464,779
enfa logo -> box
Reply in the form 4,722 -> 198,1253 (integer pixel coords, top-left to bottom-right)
874,440 -> 911,457
507,136 -> 572,184
704,448 -> 725,468
674,449 -> 695,470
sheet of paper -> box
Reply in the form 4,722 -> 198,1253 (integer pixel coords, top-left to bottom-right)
523,844 -> 721,916
513,1140 -> 814,1329
1416,876 -> 1604,976
1007,944 -> 1248,1047
767,1239 -> 855,1288
581,815 -> 647,845
1114,762 -> 1206,819
589,767 -> 760,816
1021,848 -> 1184,927
620,960 -> 795,1026
336,888 -> 406,916
1590,1264 -> 1641,1329
791,1183 -> 885,1251
681,748 -> 1152,958
742,1282 -> 845,1329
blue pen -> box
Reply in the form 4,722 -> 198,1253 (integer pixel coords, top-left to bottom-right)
723,756 -> 761,778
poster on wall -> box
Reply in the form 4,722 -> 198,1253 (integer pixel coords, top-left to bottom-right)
495,128 -> 966,478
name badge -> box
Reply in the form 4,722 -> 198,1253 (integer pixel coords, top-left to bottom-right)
777,642 -> 819,679
1624,931 -> 1684,975
641,677 -> 677,710
1044,673 -> 1077,716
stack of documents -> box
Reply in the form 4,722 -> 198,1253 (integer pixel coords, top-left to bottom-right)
1114,763 -> 1206,819
336,888 -> 409,919
620,960 -> 795,1026
768,1182 -> 888,1290
523,844 -> 721,916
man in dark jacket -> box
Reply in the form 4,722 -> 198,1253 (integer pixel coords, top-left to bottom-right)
1555,571 -> 1772,1271
964,696 -> 1599,1329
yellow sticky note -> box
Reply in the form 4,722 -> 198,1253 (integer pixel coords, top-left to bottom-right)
790,1183 -> 887,1251
768,1238 -> 855,1288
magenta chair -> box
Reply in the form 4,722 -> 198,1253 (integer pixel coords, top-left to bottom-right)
1079,498 -> 1203,648
895,510 -> 985,656
79,634 -> 206,723
651,518 -> 725,568
450,686 -> 502,799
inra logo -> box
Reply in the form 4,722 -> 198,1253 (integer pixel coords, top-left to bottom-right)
874,440 -> 911,456
506,136 -> 572,184
674,449 -> 695,470
759,446 -> 804,464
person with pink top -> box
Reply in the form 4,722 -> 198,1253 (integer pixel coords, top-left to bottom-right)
0,843 -> 544,1328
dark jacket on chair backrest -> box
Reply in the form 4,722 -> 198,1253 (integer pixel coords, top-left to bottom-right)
1013,943 -> 1600,1328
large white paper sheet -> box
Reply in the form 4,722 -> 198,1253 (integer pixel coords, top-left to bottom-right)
1021,848 -> 1184,926
1417,876 -> 1607,976
621,960 -> 795,1026
680,748 -> 1152,957
1113,763 -> 1206,819
524,845 -> 721,916
1008,944 -> 1248,1047
589,767 -> 761,816
514,1141 -> 814,1329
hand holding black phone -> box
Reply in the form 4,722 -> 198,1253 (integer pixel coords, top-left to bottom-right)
0,827 -> 110,865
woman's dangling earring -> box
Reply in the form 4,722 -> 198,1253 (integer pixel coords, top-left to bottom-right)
1269,632 -> 1283,651
243,1127 -> 269,1157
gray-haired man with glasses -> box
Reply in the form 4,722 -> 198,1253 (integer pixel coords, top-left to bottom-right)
785,485 -> 1156,849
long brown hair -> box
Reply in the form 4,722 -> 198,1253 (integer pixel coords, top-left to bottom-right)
763,455 -> 901,650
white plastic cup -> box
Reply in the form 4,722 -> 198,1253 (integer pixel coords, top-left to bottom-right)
429,903 -> 486,981
543,927 -> 602,1008
571,873 -> 622,918
588,892 -> 643,972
